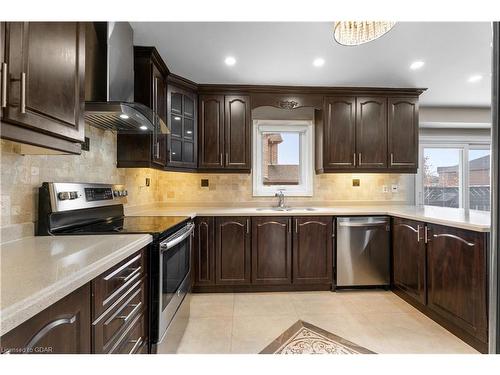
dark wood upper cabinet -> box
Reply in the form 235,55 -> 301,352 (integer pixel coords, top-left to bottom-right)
0,284 -> 91,354
426,224 -> 488,344
117,46 -> 168,169
1,22 -> 84,154
198,94 -> 224,169
252,217 -> 292,285
167,83 -> 197,169
215,217 -> 251,285
323,96 -> 356,170
356,97 -> 387,168
292,216 -> 333,285
388,97 -> 419,171
392,217 -> 427,305
224,95 -> 251,169
194,216 -> 215,286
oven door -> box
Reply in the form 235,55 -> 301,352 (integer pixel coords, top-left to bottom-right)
158,222 -> 194,340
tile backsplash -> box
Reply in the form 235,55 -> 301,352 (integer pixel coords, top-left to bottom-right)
0,127 -> 413,243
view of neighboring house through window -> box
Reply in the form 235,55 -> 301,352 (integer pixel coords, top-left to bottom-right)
262,133 -> 300,185
419,143 -> 491,211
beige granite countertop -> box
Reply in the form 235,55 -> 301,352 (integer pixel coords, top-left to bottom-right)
0,234 -> 152,336
126,204 -> 490,232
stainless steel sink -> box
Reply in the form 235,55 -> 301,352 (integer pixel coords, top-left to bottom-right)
255,207 -> 317,212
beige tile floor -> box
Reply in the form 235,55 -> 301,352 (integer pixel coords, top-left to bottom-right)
177,290 -> 479,354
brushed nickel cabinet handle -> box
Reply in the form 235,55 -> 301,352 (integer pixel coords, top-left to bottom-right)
424,226 -> 429,244
1,62 -> 7,108
358,153 -> 361,166
20,72 -> 26,114
432,233 -> 475,247
417,224 -> 421,242
128,337 -> 144,354
25,315 -> 76,350
288,218 -> 291,233
353,153 -> 356,167
295,219 -> 298,233
104,254 -> 141,281
226,153 -> 229,165
246,219 -> 250,234
220,153 -> 223,166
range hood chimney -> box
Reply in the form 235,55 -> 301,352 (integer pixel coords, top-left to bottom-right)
84,22 -> 168,134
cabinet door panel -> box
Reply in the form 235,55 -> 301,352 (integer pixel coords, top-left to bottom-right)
427,224 -> 488,343
215,217 -> 251,285
356,97 -> 387,168
224,95 -> 251,169
293,217 -> 333,284
1,284 -> 91,354
388,97 -> 418,170
194,217 -> 215,285
323,96 -> 356,169
3,22 -> 85,142
252,217 -> 292,285
199,95 -> 224,168
392,218 -> 426,305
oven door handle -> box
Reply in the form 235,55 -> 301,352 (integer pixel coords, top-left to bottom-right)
160,223 -> 194,252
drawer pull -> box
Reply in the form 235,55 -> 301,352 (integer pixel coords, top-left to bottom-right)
25,315 -> 76,350
128,337 -> 144,354
104,254 -> 141,281
103,272 -> 142,307
117,267 -> 141,282
104,287 -> 142,326
116,303 -> 142,323
432,233 -> 475,247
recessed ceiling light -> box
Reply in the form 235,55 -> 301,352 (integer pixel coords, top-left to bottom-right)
410,61 -> 425,70
468,74 -> 483,83
119,114 -> 129,119
139,125 -> 148,130
313,58 -> 325,67
224,56 -> 236,66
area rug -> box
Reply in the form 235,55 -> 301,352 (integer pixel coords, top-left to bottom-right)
260,320 -> 375,354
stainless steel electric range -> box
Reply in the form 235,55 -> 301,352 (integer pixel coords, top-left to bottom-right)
36,182 -> 193,354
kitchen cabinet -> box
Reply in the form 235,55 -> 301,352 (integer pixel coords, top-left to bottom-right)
0,22 -> 85,154
252,217 -> 292,285
392,217 -> 426,305
198,94 -> 251,172
356,97 -> 387,168
388,97 -> 419,170
323,96 -> 356,170
167,82 -> 197,168
319,93 -> 420,173
117,46 -> 168,169
292,216 -> 333,285
0,247 -> 149,354
0,285 -> 91,354
215,217 -> 251,285
426,224 -> 488,345
194,216 -> 215,286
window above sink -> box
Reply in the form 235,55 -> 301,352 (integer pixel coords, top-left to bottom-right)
252,120 -> 314,197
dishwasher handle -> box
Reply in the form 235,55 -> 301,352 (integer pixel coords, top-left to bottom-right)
338,221 -> 388,228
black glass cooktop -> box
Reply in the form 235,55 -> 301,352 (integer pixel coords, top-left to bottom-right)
56,215 -> 190,236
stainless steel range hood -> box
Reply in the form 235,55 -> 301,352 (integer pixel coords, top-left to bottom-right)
84,22 -> 168,134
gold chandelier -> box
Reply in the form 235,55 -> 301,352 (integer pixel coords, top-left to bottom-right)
333,21 -> 396,46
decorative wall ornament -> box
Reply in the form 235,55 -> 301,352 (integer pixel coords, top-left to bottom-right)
278,100 -> 299,110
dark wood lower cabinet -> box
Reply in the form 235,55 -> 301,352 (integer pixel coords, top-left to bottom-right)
292,216 -> 333,284
426,224 -> 488,346
392,217 -> 426,305
1,247 -> 149,354
0,285 -> 91,354
194,216 -> 215,285
252,217 -> 292,285
215,217 -> 251,285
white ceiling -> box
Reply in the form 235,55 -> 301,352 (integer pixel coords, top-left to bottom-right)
131,22 -> 492,107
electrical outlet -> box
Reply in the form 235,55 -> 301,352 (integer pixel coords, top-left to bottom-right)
382,185 -> 389,193
391,184 -> 399,193
352,178 -> 360,187
201,179 -> 209,188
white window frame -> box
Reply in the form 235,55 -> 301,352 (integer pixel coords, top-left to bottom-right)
252,119 -> 314,197
416,135 -> 491,210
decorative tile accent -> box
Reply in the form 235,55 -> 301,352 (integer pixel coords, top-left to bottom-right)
260,320 -> 375,354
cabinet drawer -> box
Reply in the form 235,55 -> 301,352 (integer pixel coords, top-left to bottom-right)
92,249 -> 146,318
92,278 -> 146,354
109,312 -> 148,354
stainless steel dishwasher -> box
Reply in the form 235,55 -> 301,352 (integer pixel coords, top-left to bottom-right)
336,216 -> 390,288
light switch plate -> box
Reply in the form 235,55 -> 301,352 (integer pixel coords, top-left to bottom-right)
382,185 -> 389,193
391,184 -> 399,193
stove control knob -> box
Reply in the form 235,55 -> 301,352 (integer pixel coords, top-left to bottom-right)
69,191 -> 79,200
123,190 -> 128,197
58,192 -> 70,201
113,190 -> 120,197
